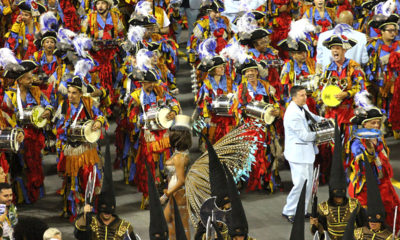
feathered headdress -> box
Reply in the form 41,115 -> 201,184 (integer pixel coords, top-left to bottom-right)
135,0 -> 152,16
128,26 -> 146,45
73,58 -> 94,81
39,11 -> 58,34
220,41 -> 250,66
238,0 -> 251,12
0,48 -> 23,72
333,23 -> 353,35
236,12 -> 258,35
198,38 -> 217,61
72,34 -> 92,58
57,27 -> 76,45
287,18 -> 315,48
375,0 -> 396,16
354,90 -> 373,108
136,48 -> 154,71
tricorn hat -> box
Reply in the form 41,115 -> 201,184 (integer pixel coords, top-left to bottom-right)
323,34 -> 358,50
18,0 -> 46,15
3,60 -> 38,80
369,13 -> 399,29
350,107 -> 383,126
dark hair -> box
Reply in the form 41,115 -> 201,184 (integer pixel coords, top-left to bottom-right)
0,183 -> 12,193
14,216 -> 49,240
290,85 -> 306,97
169,129 -> 192,151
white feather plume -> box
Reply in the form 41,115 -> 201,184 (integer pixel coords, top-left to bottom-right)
74,59 -> 94,79
198,38 -> 217,61
128,26 -> 146,45
72,34 -> 92,58
136,48 -> 153,72
220,41 -> 250,65
0,48 -> 19,69
239,0 -> 251,12
135,1 -> 152,16
39,11 -> 58,34
355,90 -> 373,108
288,18 -> 315,41
375,0 -> 396,16
236,12 -> 258,34
58,27 -> 76,45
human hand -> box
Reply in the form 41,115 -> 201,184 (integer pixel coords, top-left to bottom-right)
90,89 -> 103,98
166,111 -> 176,121
16,15 -> 22,23
40,109 -> 51,120
310,217 -> 318,226
271,109 -> 280,117
91,121 -> 101,131
334,91 -> 349,101
16,132 -> 24,143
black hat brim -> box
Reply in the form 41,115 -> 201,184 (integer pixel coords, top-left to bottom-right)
3,60 -> 38,80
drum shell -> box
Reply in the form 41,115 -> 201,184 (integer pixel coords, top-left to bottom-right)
211,95 -> 233,117
0,129 -> 20,152
146,108 -> 173,130
245,102 -> 273,124
309,121 -> 334,145
69,120 -> 101,143
17,106 -> 47,128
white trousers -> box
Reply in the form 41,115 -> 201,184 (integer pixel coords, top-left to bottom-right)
282,162 -> 314,216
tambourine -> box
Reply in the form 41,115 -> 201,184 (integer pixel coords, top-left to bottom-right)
353,128 -> 382,139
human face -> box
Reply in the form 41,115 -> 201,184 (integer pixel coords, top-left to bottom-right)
292,51 -> 307,65
381,24 -> 398,42
362,119 -> 382,130
18,72 -> 34,89
333,197 -> 344,205
244,68 -> 258,82
143,82 -> 154,94
369,221 -> 381,232
233,236 -> 245,240
254,37 -> 270,53
21,11 -> 32,24
96,1 -> 109,15
331,45 -> 346,64
212,65 -> 225,76
0,188 -> 13,207
209,10 -> 219,22
43,38 -> 56,53
67,86 -> 82,106
0,167 -> 6,183
100,211 -> 113,221
314,0 -> 325,8
292,89 -> 307,106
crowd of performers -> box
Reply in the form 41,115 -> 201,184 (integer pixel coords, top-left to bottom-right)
0,0 -> 400,239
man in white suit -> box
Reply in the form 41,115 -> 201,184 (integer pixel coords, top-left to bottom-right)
282,86 -> 325,223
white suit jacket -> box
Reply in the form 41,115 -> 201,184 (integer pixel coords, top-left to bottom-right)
283,101 -> 324,164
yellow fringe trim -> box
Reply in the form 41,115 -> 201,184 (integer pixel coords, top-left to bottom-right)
65,145 -> 100,177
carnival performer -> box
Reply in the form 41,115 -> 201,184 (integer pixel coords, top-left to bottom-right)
0,183 -> 18,239
188,0 -> 231,64
349,106 -> 400,232
235,57 -> 282,193
278,18 -> 317,111
366,11 -> 400,134
127,68 -> 179,209
2,57 -> 53,204
281,86 -> 324,223
54,63 -> 106,220
75,142 -> 138,240
310,118 -> 365,239
160,115 -> 191,240
320,34 -> 365,127
139,0 -> 171,36
353,150 -> 400,239
31,12 -> 60,98
5,0 -> 46,60
0,0 -> 14,47
81,0 -> 125,105
195,38 -> 237,144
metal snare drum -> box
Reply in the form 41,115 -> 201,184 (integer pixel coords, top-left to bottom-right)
245,101 -> 276,125
211,95 -> 233,117
17,105 -> 48,128
0,128 -> 22,152
69,120 -> 101,143
309,120 -> 334,145
146,107 -> 173,130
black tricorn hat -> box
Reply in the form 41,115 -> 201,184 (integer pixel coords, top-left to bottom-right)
98,139 -> 116,214
240,28 -> 271,46
323,35 -> 358,50
18,0 -> 46,14
233,10 -> 265,25
350,107 -> 383,126
342,209 -> 358,240
128,13 -> 158,27
3,60 -> 38,80
368,13 -> 399,29
67,76 -> 83,91
277,38 -> 310,52
329,117 -> 347,199
289,180 -> 307,240
141,69 -> 159,83
35,31 -> 58,49
236,58 -> 258,75
147,41 -> 161,52
172,196 -> 188,240
361,0 -> 386,10
198,132 -> 229,208
197,56 -> 226,72
200,0 -> 221,13
146,162 -> 169,239
363,152 -> 386,223
224,164 -> 248,238
128,67 -> 145,82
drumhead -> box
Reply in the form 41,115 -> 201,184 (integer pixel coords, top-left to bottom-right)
83,121 -> 101,143
321,85 -> 342,107
11,128 -> 20,152
263,105 -> 276,125
32,106 -> 47,128
157,108 -> 173,129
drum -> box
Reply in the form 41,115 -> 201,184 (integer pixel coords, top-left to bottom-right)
245,101 -> 276,125
69,120 -> 101,143
0,128 -> 22,152
321,85 -> 342,107
211,95 -> 233,116
146,108 -> 173,130
309,120 -> 335,145
17,106 -> 47,128
353,128 -> 382,139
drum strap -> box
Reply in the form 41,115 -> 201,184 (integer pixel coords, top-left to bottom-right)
304,109 -> 317,124
72,105 -> 84,127
16,85 -> 24,120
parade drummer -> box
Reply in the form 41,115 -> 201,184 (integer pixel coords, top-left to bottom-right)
54,74 -> 106,220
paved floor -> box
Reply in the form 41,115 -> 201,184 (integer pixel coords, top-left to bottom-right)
17,51 -> 400,240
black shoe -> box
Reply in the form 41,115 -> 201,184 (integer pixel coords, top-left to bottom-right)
305,212 -> 311,219
282,213 -> 295,223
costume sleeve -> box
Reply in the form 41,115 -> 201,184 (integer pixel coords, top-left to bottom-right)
41,93 -> 54,112
355,203 -> 367,227
5,22 -> 23,51
74,213 -> 91,240
196,83 -> 212,118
